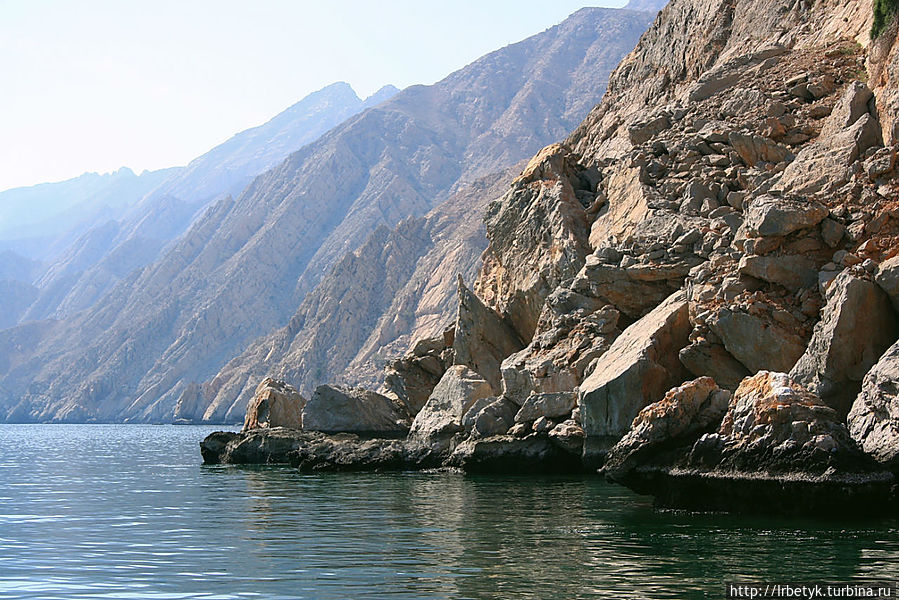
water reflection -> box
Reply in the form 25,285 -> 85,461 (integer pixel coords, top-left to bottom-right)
1,425 -> 896,600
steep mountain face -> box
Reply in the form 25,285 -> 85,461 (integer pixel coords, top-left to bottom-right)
190,167 -> 516,423
15,82 -> 395,324
0,7 -> 656,423
181,6 -> 662,424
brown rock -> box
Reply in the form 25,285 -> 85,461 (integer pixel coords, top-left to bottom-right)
243,378 -> 306,431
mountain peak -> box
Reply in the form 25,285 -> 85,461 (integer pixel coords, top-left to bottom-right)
623,0 -> 668,12
362,84 -> 401,108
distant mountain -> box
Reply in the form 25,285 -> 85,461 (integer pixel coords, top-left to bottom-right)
12,82 -> 399,323
0,6 -> 656,423
623,0 -> 668,11
0,167 -> 179,260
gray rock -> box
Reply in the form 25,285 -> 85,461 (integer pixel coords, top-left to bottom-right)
728,132 -> 792,167
742,196 -> 828,237
409,365 -> 494,448
467,396 -> 518,439
303,385 -> 409,434
738,254 -> 819,291
848,340 -> 899,468
603,377 -> 730,480
514,391 -> 578,423
548,419 -> 585,455
876,256 -> 899,312
578,290 -> 692,438
791,272 -> 899,417
628,114 -> 671,145
678,340 -> 751,391
453,279 -> 524,394
708,309 -> 807,373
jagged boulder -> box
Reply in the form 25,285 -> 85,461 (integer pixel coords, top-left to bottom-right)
548,419 -> 586,455
603,377 -> 730,480
848,340 -> 899,469
409,365 -> 494,449
791,272 -> 899,417
382,332 -> 454,415
876,256 -> 899,312
578,290 -> 692,439
500,290 -> 619,401
243,378 -> 306,431
741,196 -> 828,238
514,392 -> 578,424
465,396 -> 518,439
302,385 -> 409,434
475,144 -> 593,342
453,280 -> 523,394
678,340 -> 750,391
707,308 -> 807,374
737,254 -> 818,292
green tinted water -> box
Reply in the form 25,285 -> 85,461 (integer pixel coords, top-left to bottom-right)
0,425 -> 895,599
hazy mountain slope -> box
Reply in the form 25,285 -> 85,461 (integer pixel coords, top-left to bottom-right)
0,167 -> 178,261
17,83 -> 397,323
0,7 -> 656,423
194,167 -> 516,423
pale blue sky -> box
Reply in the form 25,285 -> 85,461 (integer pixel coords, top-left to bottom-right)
0,0 -> 625,191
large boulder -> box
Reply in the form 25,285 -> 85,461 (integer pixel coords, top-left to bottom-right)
708,308 -> 807,374
578,290 -> 692,440
603,377 -> 730,480
791,272 -> 899,417
447,434 -> 583,473
876,256 -> 899,312
848,340 -> 899,469
601,372 -> 895,514
409,365 -> 494,449
741,196 -> 828,238
453,280 -> 524,394
302,385 -> 409,435
514,392 -> 578,424
242,378 -> 306,431
678,340 -> 750,391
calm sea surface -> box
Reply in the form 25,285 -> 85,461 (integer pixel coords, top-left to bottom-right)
0,424 -> 896,599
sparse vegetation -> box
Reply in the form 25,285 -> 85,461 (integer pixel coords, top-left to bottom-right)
872,0 -> 899,38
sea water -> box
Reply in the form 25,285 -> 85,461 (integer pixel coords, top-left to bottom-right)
0,424 -> 896,599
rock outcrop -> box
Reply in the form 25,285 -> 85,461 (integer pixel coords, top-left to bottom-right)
578,291 -> 691,441
408,365 -> 494,450
605,372 -> 896,514
848,340 -> 899,469
242,378 -> 306,431
302,385 -> 409,435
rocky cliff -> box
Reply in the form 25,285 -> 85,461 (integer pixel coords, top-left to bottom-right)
205,0 -> 899,514
0,7 -> 656,423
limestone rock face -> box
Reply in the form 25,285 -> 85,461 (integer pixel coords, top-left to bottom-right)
409,365 -> 494,448
302,385 -> 409,434
603,377 -> 730,480
500,289 -> 620,401
791,272 -> 899,416
453,281 -> 524,394
475,144 -> 594,343
243,378 -> 306,431
848,340 -> 899,468
466,396 -> 518,439
678,341 -> 750,391
514,392 -> 578,424
578,290 -> 692,439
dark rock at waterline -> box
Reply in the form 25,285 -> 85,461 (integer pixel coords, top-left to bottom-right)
200,427 -> 586,473
602,372 -> 898,515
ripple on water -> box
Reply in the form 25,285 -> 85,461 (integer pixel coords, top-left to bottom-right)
0,424 -> 897,600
